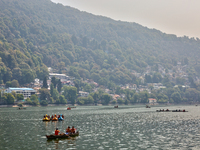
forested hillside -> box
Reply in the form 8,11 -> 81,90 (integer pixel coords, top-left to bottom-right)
0,0 -> 200,86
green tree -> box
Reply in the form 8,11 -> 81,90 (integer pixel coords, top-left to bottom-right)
30,94 -> 39,105
43,76 -> 48,88
57,79 -> 62,93
101,93 -> 112,105
11,80 -> 19,87
185,88 -> 200,103
40,100 -> 48,106
139,91 -> 149,103
39,88 -> 50,101
92,92 -> 99,104
16,94 -> 24,101
117,98 -> 124,104
171,92 -> 182,103
83,84 -> 92,93
50,83 -> 54,97
77,97 -> 86,105
85,95 -> 94,104
6,93 -> 15,104
25,98 -> 32,105
52,88 -> 59,101
63,86 -> 77,105
59,95 -> 67,104
5,81 -> 12,88
51,76 -> 57,88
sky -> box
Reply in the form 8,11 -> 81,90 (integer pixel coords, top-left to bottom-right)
51,0 -> 200,38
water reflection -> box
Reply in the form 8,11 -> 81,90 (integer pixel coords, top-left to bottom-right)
47,137 -> 77,149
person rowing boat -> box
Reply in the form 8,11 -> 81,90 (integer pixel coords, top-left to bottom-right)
55,128 -> 71,137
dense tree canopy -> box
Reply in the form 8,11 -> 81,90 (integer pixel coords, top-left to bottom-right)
0,0 -> 200,88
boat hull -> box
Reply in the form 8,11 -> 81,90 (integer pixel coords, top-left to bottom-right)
156,110 -> 188,112
46,133 -> 79,140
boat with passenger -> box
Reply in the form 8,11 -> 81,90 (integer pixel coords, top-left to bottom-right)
43,114 -> 64,121
46,127 -> 79,140
156,109 -> 187,112
46,132 -> 79,140
146,105 -> 151,108
43,114 -> 51,121
114,105 -> 118,108
172,109 -> 188,112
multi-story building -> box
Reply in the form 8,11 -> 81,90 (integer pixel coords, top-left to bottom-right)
5,88 -> 36,99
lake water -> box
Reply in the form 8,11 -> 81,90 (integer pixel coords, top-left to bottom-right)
0,105 -> 200,150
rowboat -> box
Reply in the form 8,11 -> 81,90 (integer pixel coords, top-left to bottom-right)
171,110 -> 188,112
156,110 -> 171,112
146,105 -> 151,108
114,105 -> 118,108
43,117 -> 51,121
156,109 -> 188,112
58,117 -> 64,121
46,132 -> 79,140
67,107 -> 71,110
52,118 -> 58,121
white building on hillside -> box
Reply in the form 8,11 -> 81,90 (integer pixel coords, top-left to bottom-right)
49,73 -> 69,80
5,88 -> 36,99
78,91 -> 89,97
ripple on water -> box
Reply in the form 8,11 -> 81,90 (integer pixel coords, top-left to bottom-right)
1,105 -> 200,149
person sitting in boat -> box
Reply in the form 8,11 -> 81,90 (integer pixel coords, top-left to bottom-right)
51,115 -> 53,120
44,114 -> 48,119
71,126 -> 76,134
66,126 -> 71,134
166,109 -> 169,111
183,109 -> 185,112
52,114 -> 58,121
58,115 -> 60,118
55,128 -> 60,135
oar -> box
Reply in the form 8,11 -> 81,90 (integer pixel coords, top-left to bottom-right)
61,132 -> 71,138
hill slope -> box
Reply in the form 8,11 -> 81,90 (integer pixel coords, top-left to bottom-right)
0,0 -> 200,86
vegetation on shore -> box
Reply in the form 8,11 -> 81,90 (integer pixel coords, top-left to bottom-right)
0,0 -> 200,105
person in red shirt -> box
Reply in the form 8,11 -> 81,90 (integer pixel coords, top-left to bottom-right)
55,128 -> 60,135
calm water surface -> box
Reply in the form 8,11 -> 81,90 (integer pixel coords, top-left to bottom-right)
0,105 -> 200,150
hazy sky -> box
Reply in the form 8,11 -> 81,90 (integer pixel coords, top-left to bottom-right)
51,0 -> 200,38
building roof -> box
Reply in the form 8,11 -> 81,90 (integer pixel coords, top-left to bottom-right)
9,88 -> 35,91
49,73 -> 67,76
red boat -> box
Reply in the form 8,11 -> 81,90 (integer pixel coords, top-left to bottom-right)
67,107 -> 71,110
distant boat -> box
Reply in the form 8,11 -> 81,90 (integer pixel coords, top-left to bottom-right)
67,107 -> 71,110
114,105 -> 118,108
146,105 -> 151,108
156,109 -> 187,112
18,107 -> 26,110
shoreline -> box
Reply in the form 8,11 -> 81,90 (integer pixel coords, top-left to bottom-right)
0,103 -> 197,108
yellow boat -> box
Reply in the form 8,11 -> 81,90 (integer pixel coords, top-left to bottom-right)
43,117 -> 50,121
